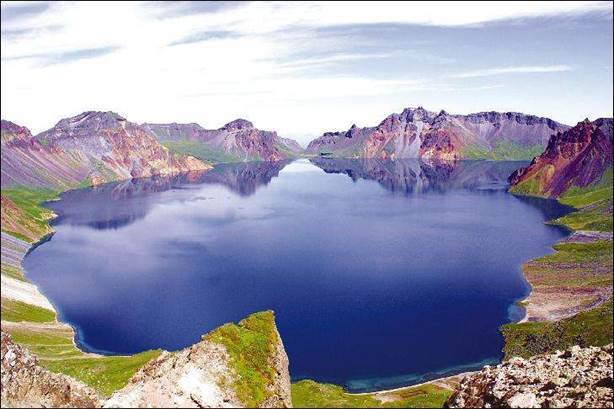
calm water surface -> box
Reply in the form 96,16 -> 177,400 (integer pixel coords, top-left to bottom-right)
24,159 -> 572,391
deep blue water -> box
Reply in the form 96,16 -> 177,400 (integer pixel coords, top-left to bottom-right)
24,159 -> 573,391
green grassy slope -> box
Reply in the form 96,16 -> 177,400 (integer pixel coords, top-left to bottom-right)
501,300 -> 613,359
205,310 -> 280,407
503,168 -> 613,359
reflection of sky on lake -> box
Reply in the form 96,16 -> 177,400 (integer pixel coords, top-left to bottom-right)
25,159 -> 573,391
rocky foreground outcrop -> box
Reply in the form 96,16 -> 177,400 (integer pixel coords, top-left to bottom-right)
1,311 -> 291,408
104,311 -> 291,408
306,107 -> 567,161
144,119 -> 303,162
1,332 -> 101,408
509,118 -> 613,198
446,344 -> 613,408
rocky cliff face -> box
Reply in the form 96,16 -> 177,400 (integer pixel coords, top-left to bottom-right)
509,118 -> 613,198
144,119 -> 303,163
446,344 -> 613,408
306,107 -> 568,161
33,111 -> 209,185
1,311 -> 292,408
103,311 -> 291,408
1,332 -> 101,408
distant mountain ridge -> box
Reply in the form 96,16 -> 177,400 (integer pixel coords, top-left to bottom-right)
143,119 -> 304,164
306,107 -> 569,161
1,112 -> 209,188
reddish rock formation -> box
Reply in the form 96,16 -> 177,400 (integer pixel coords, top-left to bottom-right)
509,118 -> 613,197
306,107 -> 568,161
36,111 -> 209,184
1,113 -> 210,189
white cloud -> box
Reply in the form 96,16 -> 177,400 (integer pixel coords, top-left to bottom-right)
1,1 -> 612,143
452,65 -> 573,78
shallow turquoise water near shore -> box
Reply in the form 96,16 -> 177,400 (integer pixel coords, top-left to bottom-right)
24,159 -> 572,391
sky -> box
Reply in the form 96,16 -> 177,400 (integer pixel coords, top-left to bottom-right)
1,1 -> 613,145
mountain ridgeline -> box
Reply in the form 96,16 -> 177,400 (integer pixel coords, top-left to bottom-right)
1,107 -> 576,188
1,112 -> 210,189
143,119 -> 304,164
307,107 -> 568,161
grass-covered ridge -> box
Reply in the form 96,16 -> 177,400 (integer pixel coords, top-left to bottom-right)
43,350 -> 162,398
1,187 -> 59,242
461,140 -> 545,161
501,300 -> 613,359
1,298 -> 56,323
552,167 -> 613,231
504,165 -> 613,359
291,379 -> 452,408
205,310 -> 281,407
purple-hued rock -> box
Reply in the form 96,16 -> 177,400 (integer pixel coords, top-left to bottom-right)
509,118 -> 613,197
306,107 -> 569,161
1,112 -> 209,189
143,119 -> 303,161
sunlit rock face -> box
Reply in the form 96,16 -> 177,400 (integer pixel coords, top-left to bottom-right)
1,119 -> 90,188
446,344 -> 614,408
104,311 -> 292,408
1,332 -> 101,408
306,107 -> 568,161
509,118 -> 613,198
1,113 -> 210,189
34,111 -> 210,184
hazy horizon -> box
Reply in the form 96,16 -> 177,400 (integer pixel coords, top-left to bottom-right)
1,1 -> 613,145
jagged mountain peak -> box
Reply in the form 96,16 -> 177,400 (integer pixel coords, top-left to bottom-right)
509,117 -> 613,197
307,106 -> 570,160
1,119 -> 29,134
222,118 -> 254,131
47,111 -> 129,138
1,120 -> 35,145
397,106 -> 435,122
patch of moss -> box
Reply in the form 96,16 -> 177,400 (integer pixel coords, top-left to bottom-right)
1,298 -> 56,323
291,380 -> 452,408
205,310 -> 279,407
501,300 -> 613,359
